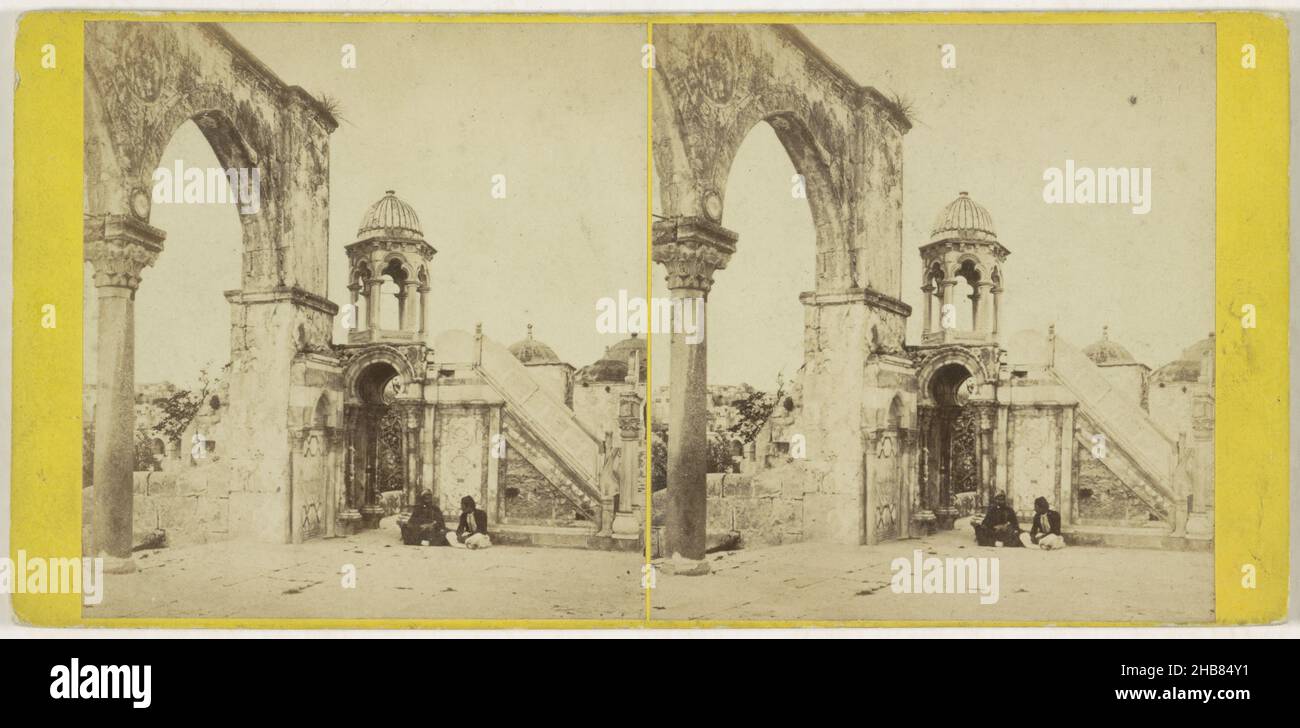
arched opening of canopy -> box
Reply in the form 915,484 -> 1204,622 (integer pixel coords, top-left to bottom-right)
346,360 -> 409,527
920,361 -> 985,522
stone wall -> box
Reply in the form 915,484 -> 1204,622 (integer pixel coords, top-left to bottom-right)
702,461 -> 830,547
501,447 -> 589,528
1073,442 -> 1158,526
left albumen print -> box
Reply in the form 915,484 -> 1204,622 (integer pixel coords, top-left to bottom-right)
81,20 -> 648,621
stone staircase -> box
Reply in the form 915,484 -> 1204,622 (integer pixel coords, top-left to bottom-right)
436,330 -> 612,524
1044,333 -> 1181,525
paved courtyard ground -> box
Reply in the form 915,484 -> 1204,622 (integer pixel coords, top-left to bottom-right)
649,517 -> 1215,624
87,517 -> 644,622
85,515 -> 1213,625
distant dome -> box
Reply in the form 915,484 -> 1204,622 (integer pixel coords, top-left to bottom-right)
1083,326 -> 1138,366
357,190 -> 422,239
930,192 -> 997,244
1152,335 -> 1214,383
508,324 -> 562,366
581,333 -> 647,383
606,333 -> 646,371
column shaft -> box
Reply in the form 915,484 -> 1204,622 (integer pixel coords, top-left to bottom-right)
367,279 -> 384,330
665,288 -> 709,560
91,287 -> 137,558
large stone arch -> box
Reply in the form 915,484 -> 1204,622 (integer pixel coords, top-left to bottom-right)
83,22 -> 339,560
652,25 -> 917,557
652,24 -> 910,295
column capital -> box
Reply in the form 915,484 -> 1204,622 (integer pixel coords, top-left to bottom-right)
84,214 -> 165,290
652,216 -> 737,293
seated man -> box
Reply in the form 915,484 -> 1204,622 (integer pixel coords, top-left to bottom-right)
973,493 -> 1022,547
1021,496 -> 1066,550
447,495 -> 491,550
399,491 -> 447,546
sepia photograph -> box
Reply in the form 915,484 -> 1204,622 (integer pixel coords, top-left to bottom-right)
79,20 -> 649,620
647,23 -> 1217,622
2,1 -> 1293,667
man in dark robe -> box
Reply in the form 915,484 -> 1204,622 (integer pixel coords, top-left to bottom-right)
973,493 -> 1022,547
399,490 -> 447,546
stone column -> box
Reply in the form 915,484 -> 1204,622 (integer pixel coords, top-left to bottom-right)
400,281 -> 420,332
991,288 -> 1003,337
975,282 -> 994,337
84,215 -> 164,568
366,277 -> 384,331
921,284 -> 934,335
612,389 -> 643,537
418,285 -> 430,335
347,282 -> 361,332
652,216 -> 736,571
939,279 -> 958,334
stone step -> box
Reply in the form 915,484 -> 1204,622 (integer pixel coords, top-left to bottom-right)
491,523 -> 640,551
1064,525 -> 1211,552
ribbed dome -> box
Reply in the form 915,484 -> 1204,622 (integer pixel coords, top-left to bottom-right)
1083,326 -> 1138,366
357,190 -> 422,238
930,192 -> 997,243
508,325 -> 562,366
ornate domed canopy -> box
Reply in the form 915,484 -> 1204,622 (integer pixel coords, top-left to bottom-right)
508,324 -> 562,366
930,192 -> 998,244
357,190 -> 423,239
1083,326 -> 1139,366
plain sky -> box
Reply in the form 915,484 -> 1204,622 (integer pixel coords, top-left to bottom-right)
651,23 -> 1215,389
96,22 -> 647,388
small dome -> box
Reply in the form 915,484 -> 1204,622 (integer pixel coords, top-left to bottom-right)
930,192 -> 997,244
508,324 -> 562,366
580,333 -> 647,383
605,333 -> 646,371
1152,335 -> 1214,383
1083,326 -> 1138,366
357,190 -> 422,238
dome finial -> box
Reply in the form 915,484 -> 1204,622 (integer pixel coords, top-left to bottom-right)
526,323 -> 534,340
1102,325 -> 1109,341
